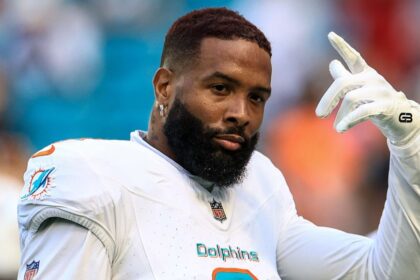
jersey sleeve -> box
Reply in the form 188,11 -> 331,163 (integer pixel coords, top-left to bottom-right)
18,141 -> 120,263
18,219 -> 111,280
276,135 -> 420,279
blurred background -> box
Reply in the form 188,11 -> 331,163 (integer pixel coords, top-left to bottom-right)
0,0 -> 419,278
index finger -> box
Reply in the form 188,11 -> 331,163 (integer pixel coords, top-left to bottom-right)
328,32 -> 367,74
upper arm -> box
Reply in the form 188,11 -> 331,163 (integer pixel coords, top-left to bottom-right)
277,216 -> 374,280
271,163 -> 376,280
18,219 -> 111,280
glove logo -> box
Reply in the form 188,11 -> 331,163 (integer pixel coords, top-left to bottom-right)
399,113 -> 412,123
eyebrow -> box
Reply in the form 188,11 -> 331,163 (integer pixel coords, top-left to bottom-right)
203,71 -> 271,96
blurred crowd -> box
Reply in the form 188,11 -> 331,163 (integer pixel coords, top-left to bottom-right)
0,0 -> 419,278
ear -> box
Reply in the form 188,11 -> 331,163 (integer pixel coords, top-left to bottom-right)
153,67 -> 174,104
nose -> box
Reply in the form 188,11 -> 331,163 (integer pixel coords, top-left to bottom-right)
224,97 -> 250,128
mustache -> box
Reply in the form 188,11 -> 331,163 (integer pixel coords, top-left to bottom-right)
206,126 -> 258,147
207,126 -> 247,139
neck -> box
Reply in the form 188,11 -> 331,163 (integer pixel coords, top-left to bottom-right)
146,111 -> 176,161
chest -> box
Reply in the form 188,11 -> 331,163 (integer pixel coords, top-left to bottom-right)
112,188 -> 281,280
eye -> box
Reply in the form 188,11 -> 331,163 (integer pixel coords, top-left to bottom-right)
249,93 -> 266,104
211,84 -> 229,94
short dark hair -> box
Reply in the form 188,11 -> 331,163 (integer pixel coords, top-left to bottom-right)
160,7 -> 271,71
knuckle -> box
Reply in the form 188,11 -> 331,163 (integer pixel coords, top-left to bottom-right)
342,89 -> 361,106
334,77 -> 347,89
345,91 -> 360,102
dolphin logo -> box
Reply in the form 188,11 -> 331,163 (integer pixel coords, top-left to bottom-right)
21,168 -> 55,199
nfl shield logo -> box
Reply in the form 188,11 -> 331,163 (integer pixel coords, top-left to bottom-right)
24,260 -> 40,280
210,199 -> 227,222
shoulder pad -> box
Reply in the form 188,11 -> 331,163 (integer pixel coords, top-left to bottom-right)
18,140 -> 119,260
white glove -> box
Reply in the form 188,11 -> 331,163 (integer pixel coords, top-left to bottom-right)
316,32 -> 419,146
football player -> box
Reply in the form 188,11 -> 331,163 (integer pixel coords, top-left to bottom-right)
18,8 -> 419,279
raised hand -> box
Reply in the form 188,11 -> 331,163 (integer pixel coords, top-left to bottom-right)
316,32 -> 419,146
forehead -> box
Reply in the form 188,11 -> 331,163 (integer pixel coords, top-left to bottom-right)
191,37 -> 271,84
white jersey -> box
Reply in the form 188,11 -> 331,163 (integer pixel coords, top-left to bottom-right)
18,131 -> 420,279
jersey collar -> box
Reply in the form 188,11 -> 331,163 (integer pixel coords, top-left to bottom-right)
130,130 -> 216,191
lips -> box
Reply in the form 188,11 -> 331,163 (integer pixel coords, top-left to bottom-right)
213,134 -> 245,151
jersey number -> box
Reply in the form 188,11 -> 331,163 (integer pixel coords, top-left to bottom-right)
212,268 -> 258,280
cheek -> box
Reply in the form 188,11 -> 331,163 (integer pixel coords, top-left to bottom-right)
176,81 -> 223,124
249,110 -> 264,133
186,95 -> 224,124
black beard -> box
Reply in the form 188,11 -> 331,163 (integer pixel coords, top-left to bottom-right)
163,98 -> 258,188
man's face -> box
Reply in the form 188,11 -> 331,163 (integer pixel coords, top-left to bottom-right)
164,38 -> 272,187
